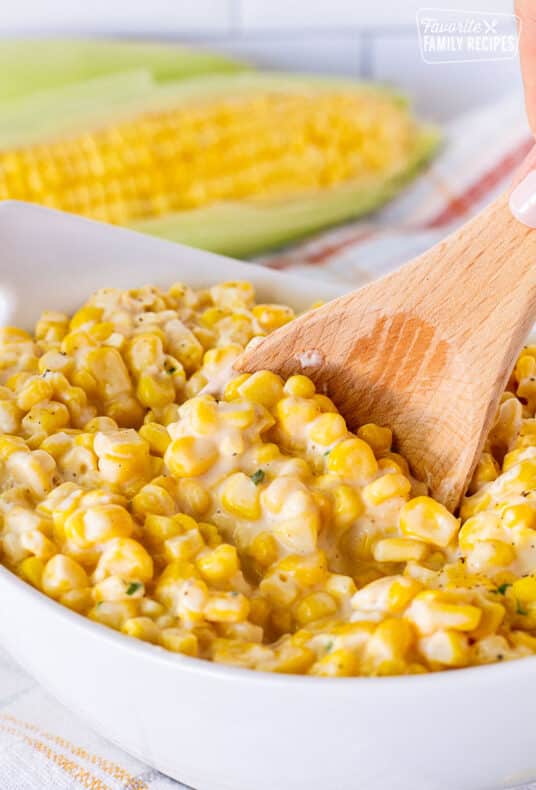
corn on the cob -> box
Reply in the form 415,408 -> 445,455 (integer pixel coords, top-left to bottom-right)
0,72 -> 440,256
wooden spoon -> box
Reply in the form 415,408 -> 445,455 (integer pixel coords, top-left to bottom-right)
236,186 -> 536,512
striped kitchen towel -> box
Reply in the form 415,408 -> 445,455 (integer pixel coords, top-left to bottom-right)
1,90 -> 535,790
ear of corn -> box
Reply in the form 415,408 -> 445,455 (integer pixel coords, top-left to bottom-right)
0,71 -> 440,256
0,39 -> 249,104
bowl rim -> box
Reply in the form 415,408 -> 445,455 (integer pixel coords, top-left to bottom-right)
2,562 -> 532,689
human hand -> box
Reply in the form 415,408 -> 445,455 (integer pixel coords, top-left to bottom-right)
516,0 -> 536,135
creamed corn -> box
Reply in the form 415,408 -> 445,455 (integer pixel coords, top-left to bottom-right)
3,278 -> 536,677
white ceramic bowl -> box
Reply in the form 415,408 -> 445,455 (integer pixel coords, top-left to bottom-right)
0,202 -> 534,790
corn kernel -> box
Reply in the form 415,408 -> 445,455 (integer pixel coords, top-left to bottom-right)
204,592 -> 250,623
373,537 -> 428,563
197,544 -> 239,583
122,616 -> 161,644
165,436 -> 217,478
283,375 -> 316,398
400,496 -> 460,547
363,473 -> 411,506
406,591 -> 482,635
160,628 -> 198,656
221,472 -> 261,520
310,648 -> 358,677
327,437 -> 378,482
357,424 -> 392,455
237,370 -> 284,408
295,592 -> 337,626
309,413 -> 347,446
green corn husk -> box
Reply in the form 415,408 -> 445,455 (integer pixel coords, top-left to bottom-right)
0,39 -> 249,104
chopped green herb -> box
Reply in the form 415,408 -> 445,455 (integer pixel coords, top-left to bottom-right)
323,450 -> 331,457
126,582 -> 142,596
516,600 -> 529,615
250,469 -> 265,485
230,591 -> 239,597
494,583 -> 512,595
165,366 -> 177,375
324,640 -> 334,654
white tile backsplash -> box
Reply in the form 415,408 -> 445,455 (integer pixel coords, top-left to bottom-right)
239,0 -> 515,30
371,33 -> 523,121
208,35 -> 362,76
0,0 -> 233,35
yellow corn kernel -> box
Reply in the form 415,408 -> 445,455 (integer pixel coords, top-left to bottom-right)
357,423 -> 392,455
221,472 -> 261,520
22,401 -> 70,435
65,503 -> 133,547
175,479 -> 211,517
223,373 -> 250,402
406,591 -> 482,635
88,600 -> 139,630
325,573 -> 357,601
400,496 -> 460,547
502,503 -> 536,530
121,616 -> 161,644
467,539 -> 516,569
70,305 -> 103,330
186,396 -> 218,435
362,618 -> 414,675
204,592 -> 250,623
165,529 -> 204,562
160,628 -> 198,657
249,532 -> 279,567
16,377 -> 54,410
42,554 -> 88,598
19,556 -> 45,588
275,397 -> 320,435
363,473 -> 412,506
221,403 -> 257,430
512,575 -> 536,606
94,537 -> 153,583
144,514 -> 184,546
327,437 -> 378,482
126,333 -> 164,371
419,630 -> 470,668
313,394 -> 338,413
260,644 -> 316,675
165,436 -> 217,477
60,588 -> 93,614
251,443 -> 280,465
332,484 -> 364,530
237,370 -> 284,408
278,552 -> 328,586
468,452 -> 500,493
85,346 -> 133,400
373,537 -> 428,563
309,413 -> 347,446
457,512 -> 498,552
310,648 -> 358,677
138,422 -> 171,456
0,399 -> 23,433
198,522 -> 222,548
283,375 -> 316,398
137,373 -> 175,409
470,599 -> 505,640
294,592 -> 337,626
252,304 -> 294,332
352,575 -> 422,614
132,484 -> 176,519
197,544 -> 239,583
